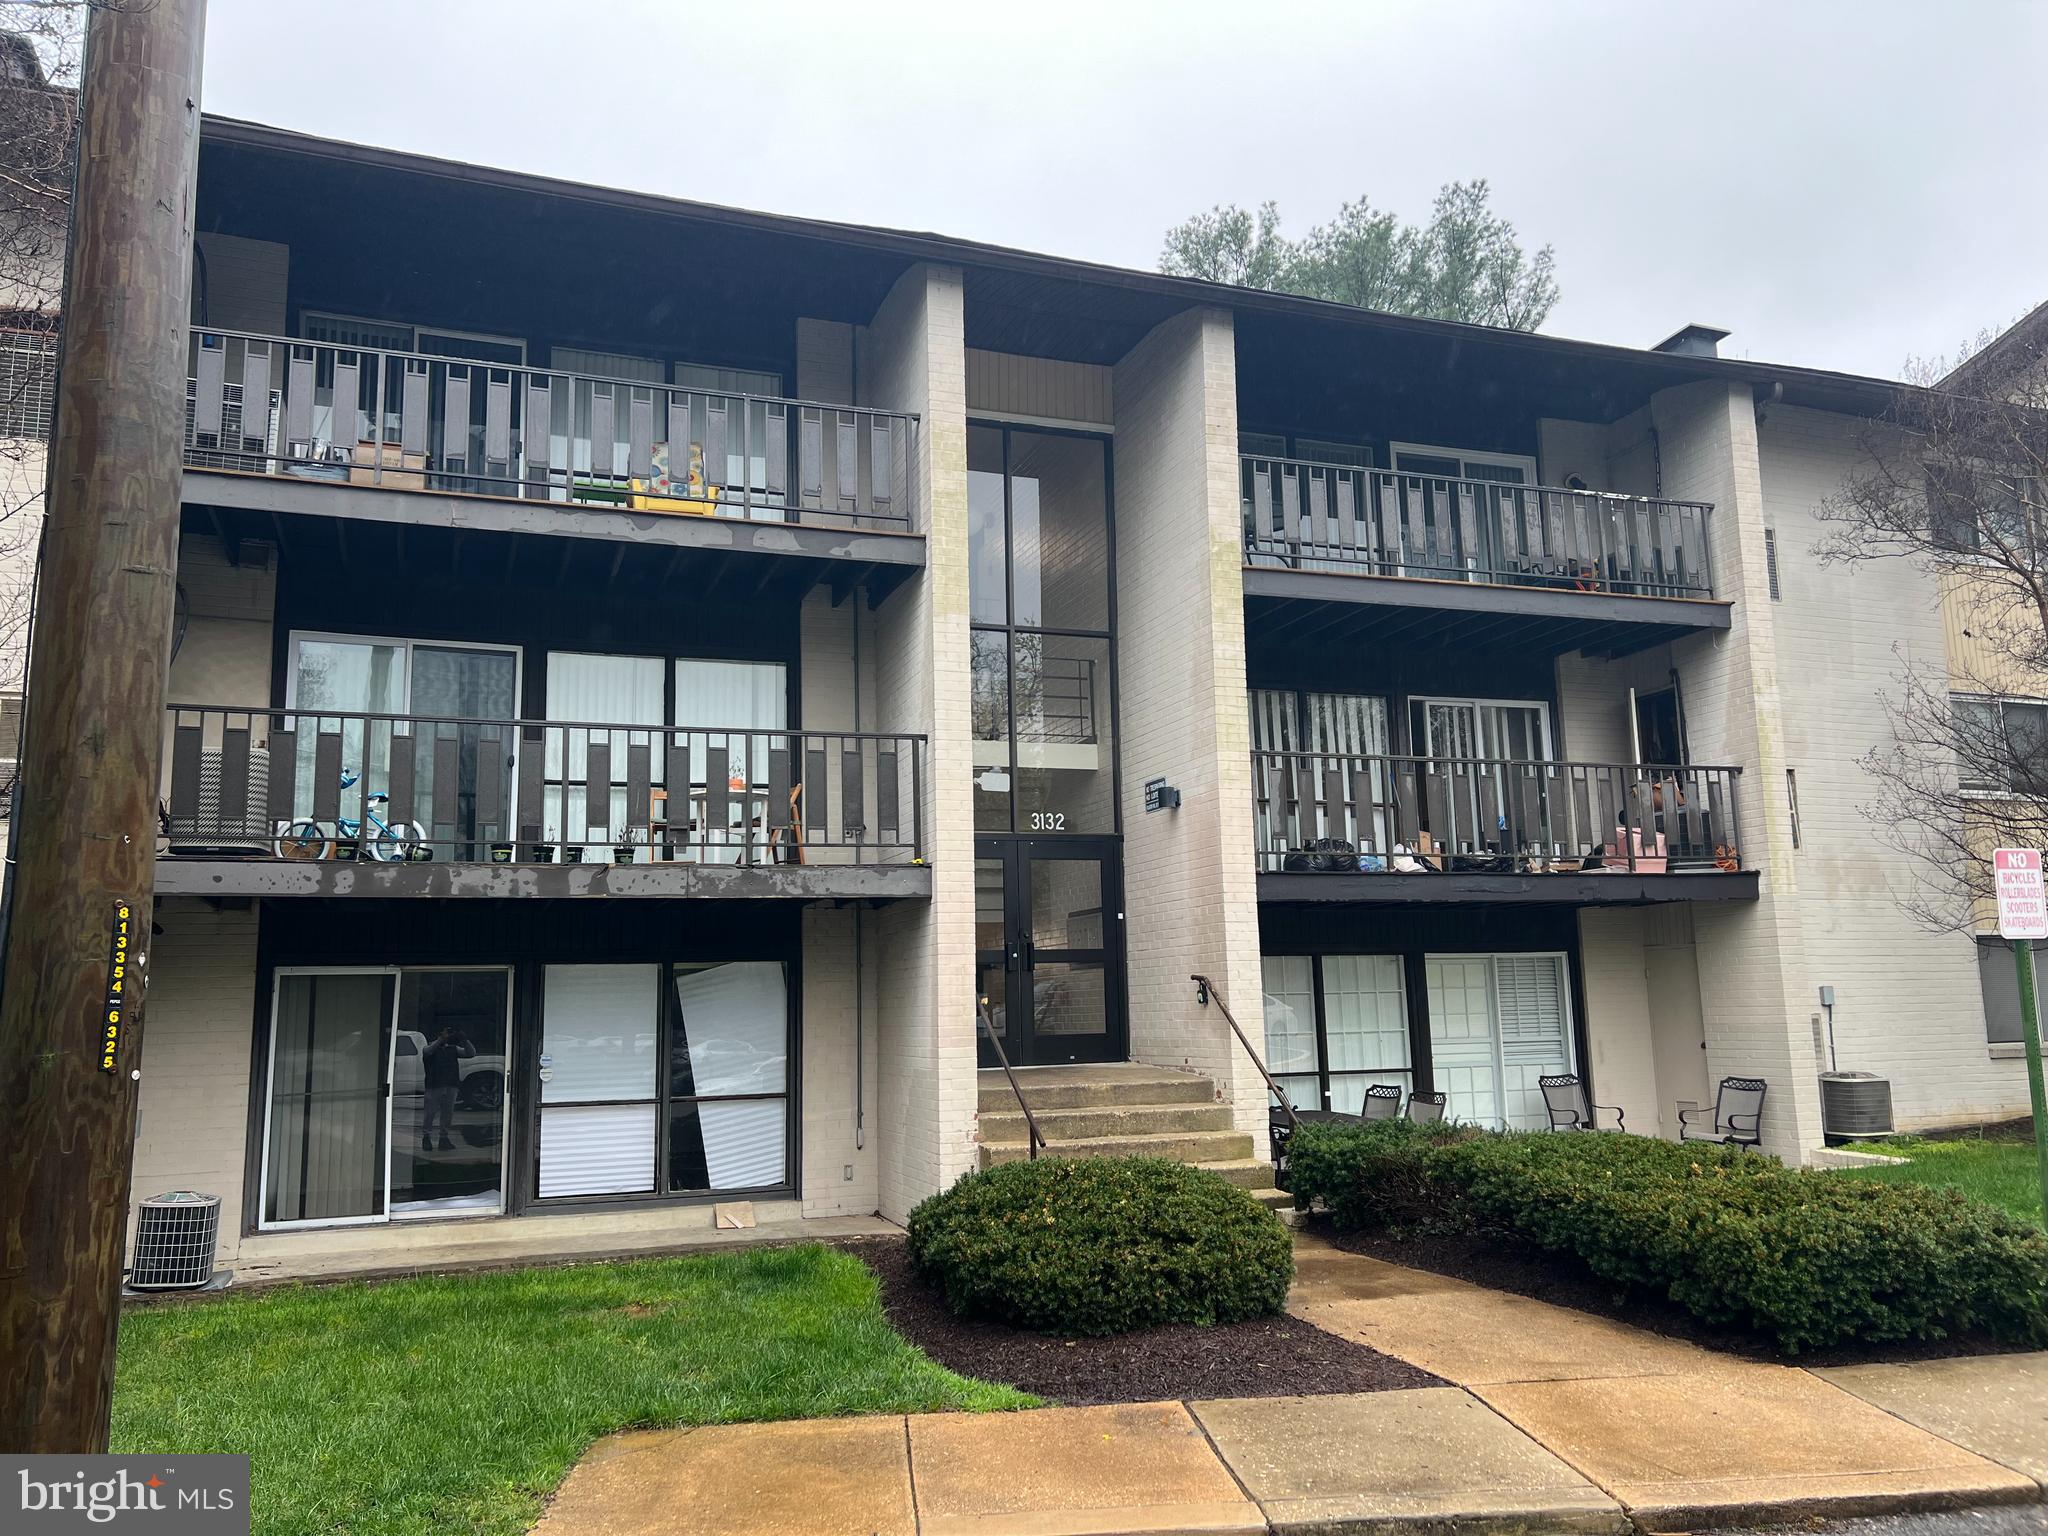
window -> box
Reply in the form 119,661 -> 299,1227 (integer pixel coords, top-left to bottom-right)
1953,694 -> 2048,795
1424,953 -> 1574,1130
1786,768 -> 1801,848
1391,442 -> 1538,486
536,961 -> 790,1198
1975,937 -> 2032,1046
1927,464 -> 2042,559
1764,528 -> 1781,599
1260,954 -> 1413,1113
0,327 -> 57,440
969,423 -> 1117,834
260,967 -> 512,1229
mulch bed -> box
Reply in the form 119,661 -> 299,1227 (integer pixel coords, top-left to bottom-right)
845,1236 -> 1443,1405
1321,1222 -> 2026,1367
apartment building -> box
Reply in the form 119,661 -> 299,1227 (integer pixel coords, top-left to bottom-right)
99,117 -> 2034,1279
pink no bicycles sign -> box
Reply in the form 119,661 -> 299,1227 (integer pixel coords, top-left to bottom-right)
1994,848 -> 2048,940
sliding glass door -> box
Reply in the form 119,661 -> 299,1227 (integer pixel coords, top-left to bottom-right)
1424,953 -> 1573,1130
286,633 -> 521,855
260,967 -> 512,1229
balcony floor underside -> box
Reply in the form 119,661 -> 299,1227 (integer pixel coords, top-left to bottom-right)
154,858 -> 931,901
186,469 -> 924,604
1242,567 -> 1731,658
1257,870 -> 1759,906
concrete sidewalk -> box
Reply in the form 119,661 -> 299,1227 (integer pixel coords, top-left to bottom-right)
1288,1233 -> 2044,1530
530,1237 -> 2047,1536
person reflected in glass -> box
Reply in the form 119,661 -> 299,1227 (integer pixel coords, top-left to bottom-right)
421,1024 -> 474,1153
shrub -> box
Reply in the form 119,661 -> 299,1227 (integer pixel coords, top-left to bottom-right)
1284,1117 -> 1475,1230
1407,1132 -> 2048,1354
905,1156 -> 1294,1337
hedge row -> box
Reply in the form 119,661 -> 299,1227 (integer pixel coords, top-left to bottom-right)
1287,1120 -> 2048,1354
906,1156 -> 1294,1337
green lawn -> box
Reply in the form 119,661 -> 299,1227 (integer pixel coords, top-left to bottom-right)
1840,1134 -> 2045,1225
112,1243 -> 1032,1536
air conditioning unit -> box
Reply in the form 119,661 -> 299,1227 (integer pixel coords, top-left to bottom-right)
130,1191 -> 221,1290
1819,1072 -> 1895,1144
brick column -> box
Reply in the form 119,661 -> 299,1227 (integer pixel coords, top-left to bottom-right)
1111,307 -> 1268,1145
1651,379 -> 1824,1157
860,265 -> 977,1219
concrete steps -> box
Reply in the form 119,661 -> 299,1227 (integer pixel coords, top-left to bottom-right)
975,1064 -> 1284,1208
975,1064 -> 1215,1114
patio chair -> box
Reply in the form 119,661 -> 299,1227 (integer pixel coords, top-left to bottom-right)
1361,1084 -> 1403,1121
1679,1077 -> 1768,1150
1405,1091 -> 1447,1123
1538,1073 -> 1626,1133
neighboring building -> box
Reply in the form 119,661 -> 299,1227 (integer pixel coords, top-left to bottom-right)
112,117 -> 2031,1281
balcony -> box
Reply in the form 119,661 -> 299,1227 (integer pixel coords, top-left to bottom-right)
180,327 -> 924,596
1251,749 -> 1756,905
1240,457 -> 1729,656
158,705 -> 928,901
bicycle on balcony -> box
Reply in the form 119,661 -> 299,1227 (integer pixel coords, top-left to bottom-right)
275,766 -> 426,862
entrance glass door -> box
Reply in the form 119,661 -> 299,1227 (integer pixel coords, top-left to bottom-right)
976,837 -> 1125,1067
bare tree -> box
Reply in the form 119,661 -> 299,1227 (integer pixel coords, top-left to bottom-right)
1817,308 -> 2048,931
0,6 -> 81,698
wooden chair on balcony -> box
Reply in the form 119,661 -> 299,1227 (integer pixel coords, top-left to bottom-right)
1679,1077 -> 1768,1151
1538,1073 -> 1626,1133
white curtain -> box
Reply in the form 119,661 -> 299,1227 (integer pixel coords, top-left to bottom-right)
671,962 -> 789,1190
1260,954 -> 1320,1111
263,973 -> 393,1224
544,653 -> 663,845
538,964 -> 659,1197
676,660 -> 786,861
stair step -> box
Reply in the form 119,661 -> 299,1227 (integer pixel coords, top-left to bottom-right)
979,1103 -> 1234,1141
1243,1185 -> 1294,1211
976,1066 -> 1216,1114
978,1128 -> 1256,1168
1193,1157 -> 1281,1192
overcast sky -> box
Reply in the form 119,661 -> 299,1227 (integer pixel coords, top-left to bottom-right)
200,0 -> 2043,380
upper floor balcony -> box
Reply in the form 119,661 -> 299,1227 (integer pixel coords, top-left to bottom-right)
158,703 -> 928,902
180,327 -> 924,595
1251,747 -> 1757,905
1240,455 -> 1729,656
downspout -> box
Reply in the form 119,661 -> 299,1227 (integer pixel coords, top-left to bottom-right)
852,587 -> 865,1152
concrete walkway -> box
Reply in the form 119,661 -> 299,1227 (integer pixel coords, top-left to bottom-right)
1288,1233 -> 2044,1529
530,1235 -> 2048,1536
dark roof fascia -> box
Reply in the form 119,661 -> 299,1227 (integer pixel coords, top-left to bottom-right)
198,113 -> 1912,418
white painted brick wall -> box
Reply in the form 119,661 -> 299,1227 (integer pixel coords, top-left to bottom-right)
1759,404 -> 2029,1126
862,264 -> 978,1221
1650,380 -> 1826,1158
129,897 -> 259,1264
800,905 -> 881,1215
1110,307 -> 1267,1148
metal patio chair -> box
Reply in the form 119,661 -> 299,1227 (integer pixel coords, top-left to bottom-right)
1679,1076 -> 1768,1150
1538,1073 -> 1626,1132
1405,1090 -> 1447,1123
1361,1083 -> 1404,1121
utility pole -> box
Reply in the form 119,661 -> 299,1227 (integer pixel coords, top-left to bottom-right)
0,0 -> 206,1453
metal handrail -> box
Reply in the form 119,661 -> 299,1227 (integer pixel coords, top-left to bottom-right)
976,995 -> 1044,1159
1191,973 -> 1299,1130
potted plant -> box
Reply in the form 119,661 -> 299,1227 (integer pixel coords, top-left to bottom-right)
528,842 -> 555,863
489,841 -> 515,865
562,844 -> 584,864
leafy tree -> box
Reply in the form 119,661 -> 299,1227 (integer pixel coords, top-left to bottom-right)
1159,179 -> 1559,332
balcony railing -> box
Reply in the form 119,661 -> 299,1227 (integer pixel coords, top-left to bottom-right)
1252,749 -> 1742,876
183,327 -> 920,531
163,705 -> 925,868
1242,456 -> 1713,598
